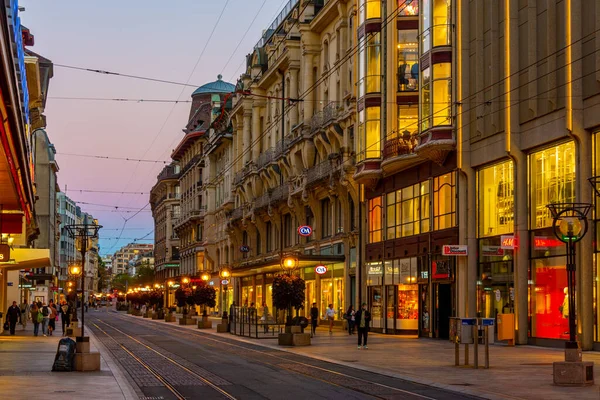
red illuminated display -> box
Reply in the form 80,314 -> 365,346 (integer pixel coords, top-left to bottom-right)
533,238 -> 563,248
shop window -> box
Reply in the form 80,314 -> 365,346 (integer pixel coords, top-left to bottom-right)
421,67 -> 431,131
368,196 -> 384,243
421,0 -> 431,53
529,141 -> 576,229
477,237 -> 515,319
433,172 -> 456,230
432,0 -> 451,47
397,30 -> 419,91
359,0 -> 381,24
358,107 -> 381,161
399,0 -> 419,16
319,263 -> 345,320
477,160 -> 514,237
386,181 -> 430,239
432,63 -> 452,127
365,33 -> 381,94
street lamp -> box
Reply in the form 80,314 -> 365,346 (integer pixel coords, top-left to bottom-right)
68,264 -> 82,322
547,203 -> 591,355
181,277 -> 190,285
281,254 -> 299,273
201,272 -> 210,282
219,266 -> 231,318
65,222 -> 102,340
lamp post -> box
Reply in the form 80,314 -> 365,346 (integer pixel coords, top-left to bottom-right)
68,264 -> 82,322
219,266 -> 231,317
546,203 -> 591,354
65,222 -> 102,339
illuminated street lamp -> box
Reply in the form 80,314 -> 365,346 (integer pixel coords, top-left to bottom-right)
281,254 -> 299,273
201,272 -> 210,282
181,277 -> 190,285
219,266 -> 232,317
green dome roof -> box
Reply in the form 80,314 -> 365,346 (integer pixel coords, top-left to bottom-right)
192,75 -> 235,96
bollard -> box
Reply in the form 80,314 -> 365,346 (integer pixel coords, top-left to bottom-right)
484,325 -> 490,369
455,340 -> 459,366
473,325 -> 479,369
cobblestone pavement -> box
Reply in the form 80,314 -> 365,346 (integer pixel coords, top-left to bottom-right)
90,312 -> 478,400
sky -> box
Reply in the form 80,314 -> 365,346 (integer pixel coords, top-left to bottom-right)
19,0 -> 286,256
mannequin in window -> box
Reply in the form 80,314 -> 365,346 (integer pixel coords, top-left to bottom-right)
409,63 -> 419,90
398,63 -> 410,89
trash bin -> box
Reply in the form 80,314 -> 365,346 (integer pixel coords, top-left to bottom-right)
52,338 -> 76,371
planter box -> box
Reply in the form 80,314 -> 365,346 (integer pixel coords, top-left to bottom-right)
143,312 -> 151,318
216,323 -> 229,333
151,312 -> 160,320
198,317 -> 212,329
278,332 -> 311,346
179,316 -> 196,325
164,314 -> 177,322
126,309 -> 132,315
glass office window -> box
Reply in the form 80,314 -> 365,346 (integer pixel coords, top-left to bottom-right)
433,172 -> 456,230
529,142 -> 576,229
478,160 -> 514,237
386,181 -> 430,239
432,62 -> 452,127
369,196 -> 383,243
397,30 -> 419,92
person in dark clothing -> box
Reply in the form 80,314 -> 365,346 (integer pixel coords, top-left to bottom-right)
59,301 -> 71,335
355,303 -> 371,349
310,303 -> 319,338
6,301 -> 21,335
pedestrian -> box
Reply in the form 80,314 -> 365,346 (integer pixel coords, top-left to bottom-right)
30,303 -> 41,337
355,302 -> 371,349
48,300 -> 57,336
249,302 -> 256,323
260,302 -> 270,333
59,300 -> 71,335
310,302 -> 318,337
40,302 -> 50,336
326,303 -> 336,334
346,305 -> 356,335
6,301 -> 21,335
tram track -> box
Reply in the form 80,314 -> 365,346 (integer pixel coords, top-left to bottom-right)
102,312 -> 474,400
89,319 -> 238,400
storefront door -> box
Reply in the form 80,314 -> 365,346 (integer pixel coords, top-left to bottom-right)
385,285 -> 397,333
369,286 -> 383,330
434,283 -> 452,339
419,284 -> 430,337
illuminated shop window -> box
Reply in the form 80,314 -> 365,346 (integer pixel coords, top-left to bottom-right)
399,0 -> 419,16
421,67 -> 431,131
365,33 -> 381,94
477,160 -> 514,237
433,172 -> 456,230
358,107 -> 381,161
432,0 -> 451,46
397,30 -> 419,91
319,263 -> 344,320
392,104 -> 419,154
432,63 -> 452,126
385,181 -> 430,239
368,196 -> 383,243
529,141 -> 576,229
359,0 -> 381,24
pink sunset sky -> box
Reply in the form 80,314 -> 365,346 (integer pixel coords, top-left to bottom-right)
20,0 -> 286,255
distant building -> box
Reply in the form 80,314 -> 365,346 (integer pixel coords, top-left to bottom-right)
57,192 -> 77,283
111,243 -> 154,276
128,251 -> 154,277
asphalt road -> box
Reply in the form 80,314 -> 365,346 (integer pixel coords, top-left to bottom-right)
87,312 -> 480,400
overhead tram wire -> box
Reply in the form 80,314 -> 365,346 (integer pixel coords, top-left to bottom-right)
49,97 -> 191,103
120,0 -> 232,207
57,152 -> 167,164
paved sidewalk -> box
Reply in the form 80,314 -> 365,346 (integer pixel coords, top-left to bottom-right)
0,310 -> 139,400
134,312 -> 600,400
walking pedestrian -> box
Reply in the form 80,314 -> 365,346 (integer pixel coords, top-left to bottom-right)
6,301 -> 21,335
48,300 -> 57,336
261,302 -> 269,333
355,302 -> 371,349
326,304 -> 336,334
59,300 -> 71,335
40,302 -> 50,336
346,305 -> 356,335
30,303 -> 41,337
310,302 -> 318,337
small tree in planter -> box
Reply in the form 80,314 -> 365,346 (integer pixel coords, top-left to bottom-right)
193,283 -> 217,315
272,274 -> 306,326
175,287 -> 192,310
149,289 -> 164,318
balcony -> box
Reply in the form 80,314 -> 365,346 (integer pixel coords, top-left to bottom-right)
381,134 -> 421,175
181,154 -> 202,176
306,161 -> 334,185
157,165 -> 180,182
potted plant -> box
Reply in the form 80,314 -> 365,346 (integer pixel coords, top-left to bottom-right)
272,274 -> 309,346
175,287 -> 196,325
193,282 -> 217,329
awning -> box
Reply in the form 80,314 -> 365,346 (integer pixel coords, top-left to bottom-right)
0,248 -> 50,272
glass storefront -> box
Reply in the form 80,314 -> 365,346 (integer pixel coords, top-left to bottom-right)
529,228 -> 568,339
367,258 -> 419,333
477,236 -> 514,319
320,263 -> 344,320
397,30 -> 419,92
